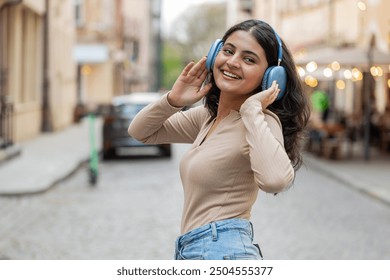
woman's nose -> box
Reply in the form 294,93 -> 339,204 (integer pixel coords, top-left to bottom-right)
226,55 -> 240,68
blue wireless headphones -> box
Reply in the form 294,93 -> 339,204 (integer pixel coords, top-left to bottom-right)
205,26 -> 287,100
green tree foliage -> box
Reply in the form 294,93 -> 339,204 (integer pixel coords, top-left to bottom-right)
176,3 -> 227,60
162,41 -> 184,89
161,2 -> 226,89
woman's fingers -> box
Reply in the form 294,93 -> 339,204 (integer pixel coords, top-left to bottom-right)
188,57 -> 207,77
272,83 -> 280,100
198,66 -> 208,80
170,57 -> 210,107
260,81 -> 280,108
181,61 -> 195,77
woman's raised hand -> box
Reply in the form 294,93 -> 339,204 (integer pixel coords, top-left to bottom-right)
168,57 -> 212,108
243,80 -> 280,109
260,81 -> 280,108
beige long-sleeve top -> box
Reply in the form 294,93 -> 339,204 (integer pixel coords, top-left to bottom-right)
128,93 -> 294,234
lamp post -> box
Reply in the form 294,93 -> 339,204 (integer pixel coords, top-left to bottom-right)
151,0 -> 162,92
363,34 -> 376,161
0,0 -> 22,148
42,0 -> 52,132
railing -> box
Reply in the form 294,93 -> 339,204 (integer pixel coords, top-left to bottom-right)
0,100 -> 13,149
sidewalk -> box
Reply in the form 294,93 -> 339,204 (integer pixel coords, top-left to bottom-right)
0,118 -> 389,206
0,117 -> 102,195
303,149 -> 390,205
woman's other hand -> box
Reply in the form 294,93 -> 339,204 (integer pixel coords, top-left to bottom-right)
244,80 -> 280,109
168,57 -> 212,108
260,80 -> 280,109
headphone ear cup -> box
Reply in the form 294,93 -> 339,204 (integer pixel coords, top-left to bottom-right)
261,66 -> 287,100
206,39 -> 223,72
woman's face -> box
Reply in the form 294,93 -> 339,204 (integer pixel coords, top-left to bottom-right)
213,30 -> 268,97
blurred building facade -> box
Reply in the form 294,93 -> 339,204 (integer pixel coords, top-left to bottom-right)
122,0 -> 162,93
252,0 -> 390,112
223,0 -> 390,157
0,0 -> 76,145
74,0 -> 123,111
251,0 -> 390,156
0,0 -> 160,156
74,0 -> 161,115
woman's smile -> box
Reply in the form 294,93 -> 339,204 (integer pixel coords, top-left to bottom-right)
222,70 -> 241,80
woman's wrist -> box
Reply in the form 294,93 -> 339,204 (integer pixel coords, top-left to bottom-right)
167,91 -> 183,108
240,94 -> 263,113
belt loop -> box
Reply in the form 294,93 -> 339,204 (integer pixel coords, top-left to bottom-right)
174,236 -> 180,260
211,222 -> 218,241
249,221 -> 254,239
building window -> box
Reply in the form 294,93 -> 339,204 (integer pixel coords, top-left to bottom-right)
124,37 -> 140,63
74,0 -> 84,26
131,40 -> 139,62
240,0 -> 253,14
19,8 -> 42,103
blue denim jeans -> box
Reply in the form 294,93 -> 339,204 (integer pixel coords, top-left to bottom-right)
174,218 -> 263,260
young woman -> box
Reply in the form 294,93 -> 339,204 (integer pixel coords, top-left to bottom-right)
128,19 -> 310,260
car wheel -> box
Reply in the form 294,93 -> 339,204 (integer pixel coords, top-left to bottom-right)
160,146 -> 172,158
102,148 -> 116,160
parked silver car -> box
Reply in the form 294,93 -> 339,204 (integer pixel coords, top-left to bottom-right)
102,92 -> 171,159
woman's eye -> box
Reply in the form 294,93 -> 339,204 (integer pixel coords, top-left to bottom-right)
223,49 -> 233,55
244,57 -> 255,63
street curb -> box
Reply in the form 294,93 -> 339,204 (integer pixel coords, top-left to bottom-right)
0,117 -> 102,196
0,157 -> 89,196
0,144 -> 22,165
303,155 -> 390,207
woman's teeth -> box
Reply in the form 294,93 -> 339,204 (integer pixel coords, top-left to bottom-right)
223,71 -> 240,79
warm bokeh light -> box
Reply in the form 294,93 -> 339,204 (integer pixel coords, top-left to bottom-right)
351,68 -> 363,81
81,65 -> 92,75
377,66 -> 383,76
331,61 -> 340,71
388,79 -> 390,88
370,66 -> 383,76
305,75 -> 318,87
306,61 -> 318,73
344,69 -> 352,79
336,80 -> 346,90
297,66 -> 305,77
357,1 -> 367,11
323,67 -> 333,78
294,49 -> 307,59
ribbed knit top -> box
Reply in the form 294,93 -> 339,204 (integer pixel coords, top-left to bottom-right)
128,93 -> 294,234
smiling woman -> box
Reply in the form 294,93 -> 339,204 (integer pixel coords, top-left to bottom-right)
212,31 -> 268,101
128,19 -> 310,260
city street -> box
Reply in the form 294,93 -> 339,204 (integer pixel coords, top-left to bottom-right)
0,144 -> 390,260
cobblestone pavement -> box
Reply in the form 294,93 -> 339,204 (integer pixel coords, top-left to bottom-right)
252,165 -> 390,259
1,144 -> 390,260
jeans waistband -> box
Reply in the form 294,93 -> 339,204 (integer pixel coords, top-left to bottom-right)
177,218 -> 253,247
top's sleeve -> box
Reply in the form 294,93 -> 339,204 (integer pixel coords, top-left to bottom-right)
240,95 -> 295,193
128,93 -> 209,144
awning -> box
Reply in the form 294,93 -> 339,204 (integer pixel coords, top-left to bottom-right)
295,46 -> 390,67
296,45 -> 390,161
23,0 -> 45,15
73,44 -> 109,64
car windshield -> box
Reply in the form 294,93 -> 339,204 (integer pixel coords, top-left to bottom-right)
115,103 -> 146,118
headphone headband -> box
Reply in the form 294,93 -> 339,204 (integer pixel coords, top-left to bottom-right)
273,28 -> 283,66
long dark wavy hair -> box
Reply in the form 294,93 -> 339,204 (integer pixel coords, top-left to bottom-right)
204,19 -> 310,170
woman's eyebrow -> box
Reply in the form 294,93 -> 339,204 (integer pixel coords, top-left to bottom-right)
224,42 -> 260,60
